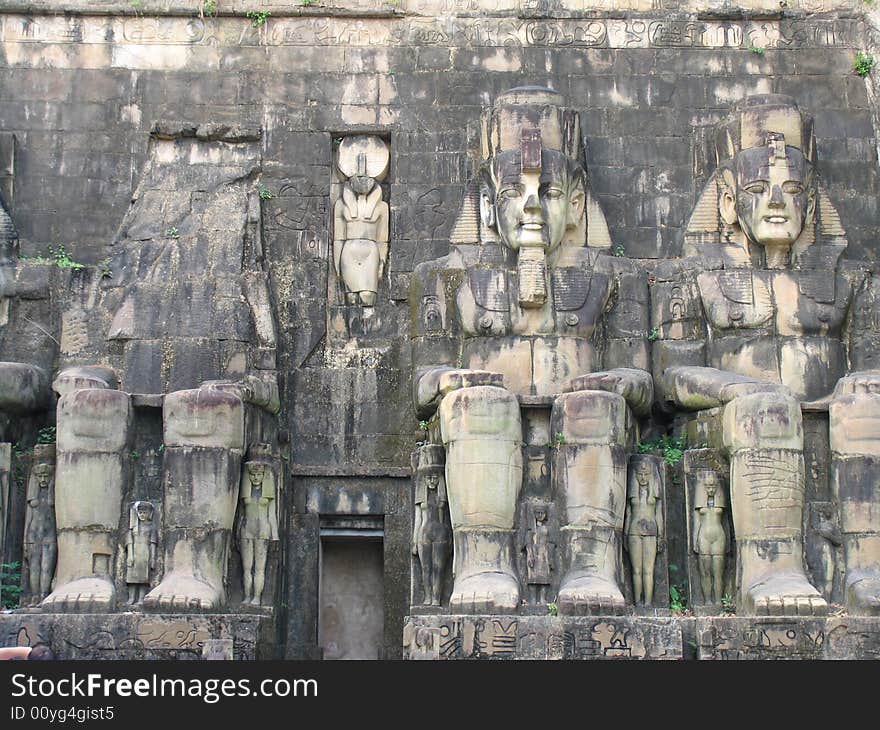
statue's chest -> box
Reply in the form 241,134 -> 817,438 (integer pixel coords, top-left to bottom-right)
698,270 -> 849,337
457,267 -> 611,338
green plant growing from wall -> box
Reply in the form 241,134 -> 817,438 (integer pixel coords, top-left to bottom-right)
202,0 -> 218,16
0,562 -> 22,609
612,244 -> 626,257
37,425 -> 56,445
257,183 -> 275,200
246,10 -> 271,26
721,593 -> 736,615
854,51 -> 875,77
669,584 -> 688,614
99,258 -> 113,279
747,44 -> 765,56
648,326 -> 660,341
547,602 -> 558,616
166,226 -> 179,239
50,246 -> 85,271
637,434 -> 686,466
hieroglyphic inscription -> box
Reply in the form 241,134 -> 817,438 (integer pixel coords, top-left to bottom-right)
0,15 -> 863,52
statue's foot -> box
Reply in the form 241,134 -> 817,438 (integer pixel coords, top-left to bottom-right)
744,573 -> 827,616
449,572 -> 519,614
557,573 -> 626,615
846,575 -> 880,615
143,574 -> 222,611
41,576 -> 115,612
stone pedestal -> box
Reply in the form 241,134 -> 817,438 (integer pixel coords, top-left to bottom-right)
404,615 -> 880,660
0,612 -> 277,660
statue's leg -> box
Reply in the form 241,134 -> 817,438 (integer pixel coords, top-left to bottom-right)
643,535 -> 657,606
723,393 -> 826,616
439,385 -> 522,614
553,390 -> 627,616
712,555 -> 725,604
627,534 -> 643,605
698,555 -> 714,603
40,542 -> 56,600
144,387 -> 244,611
431,540 -> 449,606
830,392 -> 880,615
42,389 -> 132,612
241,538 -> 255,604
417,540 -> 432,606
252,540 -> 268,606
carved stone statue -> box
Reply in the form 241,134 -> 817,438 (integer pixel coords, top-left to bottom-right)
22,444 -> 56,606
411,87 -> 651,614
236,444 -> 280,607
42,385 -> 132,611
692,469 -> 730,605
655,94 -> 878,615
623,454 -> 664,606
125,501 -> 158,605
411,444 -> 450,606
523,502 -> 554,605
333,135 -> 390,307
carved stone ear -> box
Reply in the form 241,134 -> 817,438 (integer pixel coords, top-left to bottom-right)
479,187 -> 496,230
567,178 -> 586,229
719,170 -> 738,227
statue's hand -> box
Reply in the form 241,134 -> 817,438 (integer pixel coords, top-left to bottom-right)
834,370 -> 880,397
437,369 -> 504,396
566,368 -> 653,416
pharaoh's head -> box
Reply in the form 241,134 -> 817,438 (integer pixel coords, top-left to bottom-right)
34,463 -> 53,488
479,87 -> 586,255
715,95 -> 816,256
135,501 -> 154,522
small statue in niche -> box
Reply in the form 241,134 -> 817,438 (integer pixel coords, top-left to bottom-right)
523,503 -> 555,605
809,503 -> 843,601
333,135 -> 390,307
236,446 -> 280,606
22,445 -> 56,606
125,501 -> 158,605
693,470 -> 730,605
623,455 -> 664,605
411,445 -> 450,606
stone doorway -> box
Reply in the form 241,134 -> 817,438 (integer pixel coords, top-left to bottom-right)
318,531 -> 384,660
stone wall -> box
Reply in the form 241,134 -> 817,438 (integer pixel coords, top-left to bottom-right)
3,0 -> 880,658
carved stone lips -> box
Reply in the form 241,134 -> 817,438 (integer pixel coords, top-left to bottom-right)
765,216 -> 788,223
521,222 -> 544,230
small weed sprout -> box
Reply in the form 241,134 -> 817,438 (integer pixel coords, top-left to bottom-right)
202,0 -> 218,16
246,10 -> 271,26
257,183 -> 275,200
721,593 -> 736,615
648,326 -> 660,342
50,246 -> 85,271
854,51 -> 875,77
37,425 -> 56,445
612,244 -> 626,257
166,226 -> 179,239
747,44 -> 765,56
547,602 -> 558,617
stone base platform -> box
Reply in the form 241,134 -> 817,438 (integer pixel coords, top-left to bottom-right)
0,612 -> 277,660
404,615 -> 880,660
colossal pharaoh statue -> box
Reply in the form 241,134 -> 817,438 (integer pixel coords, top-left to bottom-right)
411,87 -> 652,615
655,94 -> 880,615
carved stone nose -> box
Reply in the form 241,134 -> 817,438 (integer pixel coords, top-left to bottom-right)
769,185 -> 785,207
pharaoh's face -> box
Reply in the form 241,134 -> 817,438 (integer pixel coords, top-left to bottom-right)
424,473 -> 439,490
489,150 -> 580,253
349,175 -> 376,196
704,474 -> 718,497
136,504 -> 153,522
535,509 -> 547,523
729,142 -> 812,248
248,464 -> 265,486
635,462 -> 651,486
35,466 -> 53,488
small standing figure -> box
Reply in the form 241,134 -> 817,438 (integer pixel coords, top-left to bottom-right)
125,501 -> 158,605
236,446 -> 280,606
411,445 -> 450,606
624,455 -> 665,606
810,503 -> 843,601
333,135 -> 390,307
524,503 -> 555,605
22,444 -> 56,606
693,470 -> 730,605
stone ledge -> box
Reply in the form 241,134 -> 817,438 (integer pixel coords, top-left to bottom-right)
0,612 -> 277,660
404,614 -> 880,659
